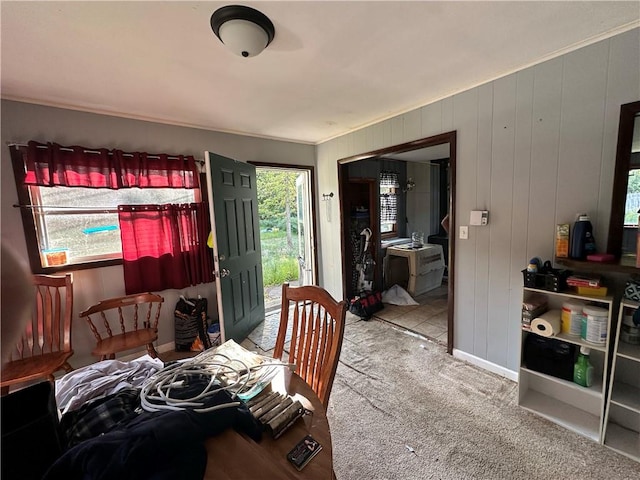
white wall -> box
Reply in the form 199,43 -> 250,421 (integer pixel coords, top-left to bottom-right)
406,162 -> 432,237
1,101 -> 315,367
317,28 -> 640,373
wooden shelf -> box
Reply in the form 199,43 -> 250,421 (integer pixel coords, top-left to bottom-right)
604,422 -> 640,462
611,382 -> 640,413
520,367 -> 603,398
555,332 -> 608,353
522,327 -> 608,353
617,342 -> 640,362
523,287 -> 613,304
519,286 -> 613,445
520,389 -> 601,442
603,301 -> 640,463
555,257 -> 640,274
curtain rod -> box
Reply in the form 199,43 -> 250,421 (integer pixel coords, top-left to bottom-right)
14,204 -> 117,214
6,142 -> 205,165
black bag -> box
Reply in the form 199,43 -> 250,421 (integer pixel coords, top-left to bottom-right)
174,297 -> 211,351
349,291 -> 383,320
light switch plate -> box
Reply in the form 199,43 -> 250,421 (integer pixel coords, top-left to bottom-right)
460,226 -> 469,239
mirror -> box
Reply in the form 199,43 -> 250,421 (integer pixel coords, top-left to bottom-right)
607,101 -> 640,264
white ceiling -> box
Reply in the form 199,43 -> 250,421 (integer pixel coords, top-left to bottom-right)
2,1 -> 639,145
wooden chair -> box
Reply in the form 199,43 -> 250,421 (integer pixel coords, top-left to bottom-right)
80,293 -> 164,361
1,274 -> 74,395
273,282 -> 347,407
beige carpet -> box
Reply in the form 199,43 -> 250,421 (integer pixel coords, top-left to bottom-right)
327,316 -> 638,480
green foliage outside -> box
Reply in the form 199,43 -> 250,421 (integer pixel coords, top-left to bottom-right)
257,170 -> 300,286
625,170 -> 640,224
261,230 -> 300,286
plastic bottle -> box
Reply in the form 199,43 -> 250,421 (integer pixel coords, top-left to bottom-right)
570,214 -> 596,260
573,346 -> 594,387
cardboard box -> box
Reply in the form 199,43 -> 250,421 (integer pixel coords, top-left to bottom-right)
576,285 -> 608,297
555,224 -> 570,258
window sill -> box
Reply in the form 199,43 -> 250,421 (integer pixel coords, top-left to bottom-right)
33,258 -> 122,275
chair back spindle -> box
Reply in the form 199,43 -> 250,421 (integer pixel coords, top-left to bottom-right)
80,293 -> 164,361
1,274 -> 75,394
273,283 -> 346,407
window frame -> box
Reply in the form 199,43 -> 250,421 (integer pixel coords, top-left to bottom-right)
10,148 -> 205,274
379,173 -> 399,239
380,185 -> 398,239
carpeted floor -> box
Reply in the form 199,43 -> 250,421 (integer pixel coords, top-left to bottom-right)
327,316 -> 639,480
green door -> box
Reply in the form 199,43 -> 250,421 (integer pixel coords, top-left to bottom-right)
205,152 -> 265,342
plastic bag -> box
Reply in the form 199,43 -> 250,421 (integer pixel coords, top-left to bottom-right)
381,284 -> 419,306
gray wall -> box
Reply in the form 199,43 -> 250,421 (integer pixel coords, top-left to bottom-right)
1,101 -> 315,367
406,162 -> 433,238
317,28 -> 640,374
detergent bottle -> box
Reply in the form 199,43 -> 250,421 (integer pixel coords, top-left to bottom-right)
570,214 -> 596,260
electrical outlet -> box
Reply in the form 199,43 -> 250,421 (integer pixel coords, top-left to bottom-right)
459,226 -> 469,239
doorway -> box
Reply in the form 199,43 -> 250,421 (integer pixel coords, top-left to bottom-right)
338,132 -> 457,354
251,163 -> 318,313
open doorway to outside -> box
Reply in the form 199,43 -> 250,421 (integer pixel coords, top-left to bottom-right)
242,162 -> 317,354
251,163 -> 317,314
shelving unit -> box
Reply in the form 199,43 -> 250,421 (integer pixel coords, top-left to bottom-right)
518,287 -> 614,443
602,299 -> 640,462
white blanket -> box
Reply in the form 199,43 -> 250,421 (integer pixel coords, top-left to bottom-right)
55,354 -> 164,414
382,284 -> 419,306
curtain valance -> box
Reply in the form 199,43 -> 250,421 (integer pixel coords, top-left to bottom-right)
20,141 -> 199,189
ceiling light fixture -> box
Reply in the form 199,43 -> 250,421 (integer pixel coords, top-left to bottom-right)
210,5 -> 275,58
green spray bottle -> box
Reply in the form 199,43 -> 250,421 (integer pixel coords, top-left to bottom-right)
573,346 -> 594,387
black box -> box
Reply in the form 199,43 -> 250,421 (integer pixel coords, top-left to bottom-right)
523,334 -> 576,381
1,381 -> 64,479
521,268 -> 570,292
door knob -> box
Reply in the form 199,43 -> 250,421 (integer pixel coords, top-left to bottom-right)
219,268 -> 230,278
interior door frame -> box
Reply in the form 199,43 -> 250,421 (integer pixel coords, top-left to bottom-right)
248,161 -> 319,286
337,131 -> 457,355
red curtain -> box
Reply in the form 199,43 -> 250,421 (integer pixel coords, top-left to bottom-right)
21,141 -> 199,189
118,203 -> 214,295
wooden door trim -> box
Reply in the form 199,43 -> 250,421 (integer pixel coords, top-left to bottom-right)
337,131 -> 457,355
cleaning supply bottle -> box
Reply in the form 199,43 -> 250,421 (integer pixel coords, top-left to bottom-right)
573,346 -> 594,387
570,214 -> 596,260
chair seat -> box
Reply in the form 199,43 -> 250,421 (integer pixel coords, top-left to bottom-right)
0,351 -> 74,387
92,328 -> 158,357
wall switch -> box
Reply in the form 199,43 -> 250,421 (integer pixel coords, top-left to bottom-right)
459,226 -> 469,239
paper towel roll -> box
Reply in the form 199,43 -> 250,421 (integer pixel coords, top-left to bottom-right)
531,310 -> 562,337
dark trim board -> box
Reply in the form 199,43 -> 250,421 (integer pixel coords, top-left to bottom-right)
337,131 -> 457,355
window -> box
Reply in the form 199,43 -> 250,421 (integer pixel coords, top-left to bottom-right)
380,172 -> 399,237
31,186 -> 196,267
624,169 -> 640,226
10,141 -> 202,273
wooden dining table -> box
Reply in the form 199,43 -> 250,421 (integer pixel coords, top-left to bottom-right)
204,368 -> 334,479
